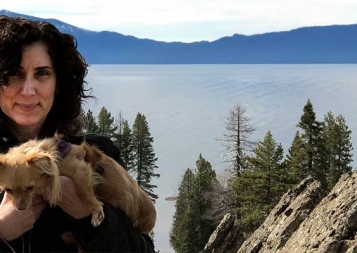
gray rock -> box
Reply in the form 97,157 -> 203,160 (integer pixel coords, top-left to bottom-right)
204,213 -> 245,253
205,172 -> 357,253
237,176 -> 326,253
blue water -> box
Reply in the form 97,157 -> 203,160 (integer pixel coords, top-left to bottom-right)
84,64 -> 357,252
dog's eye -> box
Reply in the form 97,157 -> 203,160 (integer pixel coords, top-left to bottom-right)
26,186 -> 34,192
5,189 -> 13,194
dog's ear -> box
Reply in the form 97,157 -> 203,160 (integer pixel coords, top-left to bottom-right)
26,152 -> 61,205
26,152 -> 59,177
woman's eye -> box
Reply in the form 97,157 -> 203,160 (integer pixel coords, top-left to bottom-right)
36,70 -> 49,76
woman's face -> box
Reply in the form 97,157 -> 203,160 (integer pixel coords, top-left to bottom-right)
0,41 -> 57,129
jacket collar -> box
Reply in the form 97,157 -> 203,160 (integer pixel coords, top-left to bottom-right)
0,118 -> 57,153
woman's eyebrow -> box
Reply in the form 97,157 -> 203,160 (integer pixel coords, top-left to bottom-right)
18,66 -> 53,70
35,66 -> 53,70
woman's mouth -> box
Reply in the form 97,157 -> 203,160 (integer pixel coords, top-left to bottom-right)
16,103 -> 39,110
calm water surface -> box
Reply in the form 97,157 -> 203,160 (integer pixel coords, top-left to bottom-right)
84,64 -> 357,252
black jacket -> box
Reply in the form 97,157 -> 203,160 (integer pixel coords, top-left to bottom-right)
0,128 -> 155,253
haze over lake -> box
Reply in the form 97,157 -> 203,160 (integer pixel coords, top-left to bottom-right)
84,64 -> 357,253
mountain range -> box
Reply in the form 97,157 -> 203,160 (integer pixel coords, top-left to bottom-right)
1,9 -> 357,64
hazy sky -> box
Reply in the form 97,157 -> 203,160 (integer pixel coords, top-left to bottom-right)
2,0 -> 357,42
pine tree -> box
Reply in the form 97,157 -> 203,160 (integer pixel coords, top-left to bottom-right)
170,169 -> 195,253
285,131 -> 309,183
112,111 -> 125,147
97,107 -> 117,138
234,130 -> 289,233
176,196 -> 201,253
297,99 -> 328,188
170,155 -> 217,253
190,154 -> 217,250
132,113 -> 160,202
248,130 -> 289,201
218,102 -> 256,177
334,114 -> 353,173
323,112 -> 353,189
233,170 -> 267,233
120,120 -> 135,171
83,109 -> 99,133
112,112 -> 135,171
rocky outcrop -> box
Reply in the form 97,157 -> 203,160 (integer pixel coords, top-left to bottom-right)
237,176 -> 326,252
205,171 -> 357,253
204,213 -> 245,253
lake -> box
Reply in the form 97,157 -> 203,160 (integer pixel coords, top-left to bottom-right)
84,64 -> 357,253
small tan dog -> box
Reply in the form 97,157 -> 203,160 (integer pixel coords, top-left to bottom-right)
0,134 -> 156,237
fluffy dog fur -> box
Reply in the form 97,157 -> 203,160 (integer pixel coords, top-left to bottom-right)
0,135 -> 156,237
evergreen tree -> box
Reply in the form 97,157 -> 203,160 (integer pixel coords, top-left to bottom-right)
334,114 -> 353,172
112,111 -> 125,147
83,109 -> 98,133
218,102 -> 256,177
248,130 -> 290,201
234,130 -> 289,233
176,196 -> 201,253
112,112 -> 135,171
97,107 -> 117,138
120,120 -> 135,171
285,131 -> 308,184
297,99 -> 328,188
190,154 -> 217,250
233,170 -> 267,233
170,169 -> 196,253
323,112 -> 353,189
132,113 -> 160,202
170,155 -> 217,253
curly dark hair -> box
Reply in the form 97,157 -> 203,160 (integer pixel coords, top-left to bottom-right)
0,15 -> 94,135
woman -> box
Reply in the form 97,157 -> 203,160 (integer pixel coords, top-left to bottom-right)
0,15 -> 155,252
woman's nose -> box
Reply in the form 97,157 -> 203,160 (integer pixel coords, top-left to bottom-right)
20,77 -> 36,96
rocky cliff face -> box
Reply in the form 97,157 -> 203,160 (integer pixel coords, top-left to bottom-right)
204,213 -> 245,253
205,171 -> 357,253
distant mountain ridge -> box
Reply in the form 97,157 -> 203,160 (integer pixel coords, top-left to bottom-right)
1,9 -> 357,64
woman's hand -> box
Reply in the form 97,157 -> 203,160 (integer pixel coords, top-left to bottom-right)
57,176 -> 92,219
0,193 -> 46,241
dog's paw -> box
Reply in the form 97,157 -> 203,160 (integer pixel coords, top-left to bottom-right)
91,207 -> 105,227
